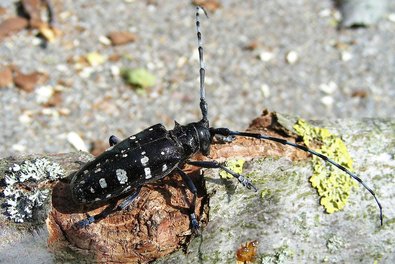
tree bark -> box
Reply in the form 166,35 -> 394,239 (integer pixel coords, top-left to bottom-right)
0,111 -> 394,263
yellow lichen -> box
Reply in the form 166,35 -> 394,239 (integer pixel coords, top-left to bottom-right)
293,119 -> 357,214
220,159 -> 245,179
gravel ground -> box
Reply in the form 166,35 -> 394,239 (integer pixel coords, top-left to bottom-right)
0,0 -> 394,157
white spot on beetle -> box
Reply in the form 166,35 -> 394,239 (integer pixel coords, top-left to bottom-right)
161,151 -> 165,155
130,136 -> 136,140
149,128 -> 153,131
95,198 -> 101,201
94,168 -> 102,173
106,194 -> 112,198
116,169 -> 128,184
90,187 -> 95,193
84,170 -> 88,174
122,154 -> 128,157
99,178 -> 107,188
141,151 -> 146,155
144,168 -> 152,179
141,156 -> 149,166
80,180 -> 85,184
162,164 -> 167,172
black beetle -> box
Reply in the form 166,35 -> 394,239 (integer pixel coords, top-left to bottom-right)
71,6 -> 382,229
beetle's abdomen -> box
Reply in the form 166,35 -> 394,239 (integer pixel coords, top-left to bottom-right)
71,124 -> 185,204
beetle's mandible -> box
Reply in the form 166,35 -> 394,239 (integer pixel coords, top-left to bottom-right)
71,6 -> 383,229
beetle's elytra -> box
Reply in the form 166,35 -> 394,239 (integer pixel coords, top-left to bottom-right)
70,6 -> 382,229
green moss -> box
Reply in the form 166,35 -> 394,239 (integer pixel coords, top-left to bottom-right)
219,159 -> 245,179
261,245 -> 294,264
326,234 -> 344,253
293,119 -> 357,214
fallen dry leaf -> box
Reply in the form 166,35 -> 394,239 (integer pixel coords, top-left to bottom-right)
351,90 -> 368,98
13,71 -> 48,92
192,0 -> 222,12
0,66 -> 13,88
0,17 -> 29,41
107,31 -> 137,46
22,0 -> 42,28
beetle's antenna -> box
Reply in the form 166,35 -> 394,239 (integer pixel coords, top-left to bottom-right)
196,6 -> 209,123
212,127 -> 383,226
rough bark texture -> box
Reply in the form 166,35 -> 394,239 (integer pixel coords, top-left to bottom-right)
0,111 -> 394,263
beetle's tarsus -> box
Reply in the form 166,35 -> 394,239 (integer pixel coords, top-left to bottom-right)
190,213 -> 200,230
75,216 -> 95,228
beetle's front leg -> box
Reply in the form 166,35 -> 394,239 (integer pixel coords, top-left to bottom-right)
176,168 -> 199,231
187,160 -> 258,192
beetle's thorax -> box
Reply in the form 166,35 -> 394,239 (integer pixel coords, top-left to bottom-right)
171,119 -> 211,157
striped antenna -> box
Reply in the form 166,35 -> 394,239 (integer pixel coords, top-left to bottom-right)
196,6 -> 209,122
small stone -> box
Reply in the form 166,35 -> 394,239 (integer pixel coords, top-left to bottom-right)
35,85 -> 54,104
319,9 -> 332,17
258,50 -> 274,62
107,31 -> 137,46
321,95 -> 334,106
0,17 -> 28,41
388,13 -> 395,23
99,35 -> 111,45
18,111 -> 33,124
110,65 -> 120,77
285,50 -> 298,64
260,84 -> 270,98
340,51 -> 352,62
58,108 -> 71,116
11,144 -> 26,152
0,66 -> 13,88
67,132 -> 88,152
86,52 -> 106,67
319,81 -> 337,94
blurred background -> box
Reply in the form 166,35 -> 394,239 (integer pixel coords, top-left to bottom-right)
0,0 -> 394,157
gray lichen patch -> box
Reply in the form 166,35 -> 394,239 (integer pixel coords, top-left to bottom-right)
3,158 -> 64,223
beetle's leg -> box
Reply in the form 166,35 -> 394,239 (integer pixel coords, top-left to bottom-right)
176,168 -> 199,230
117,186 -> 142,210
211,127 -> 383,226
109,135 -> 121,146
187,160 -> 258,192
75,187 -> 142,228
75,201 -> 117,228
